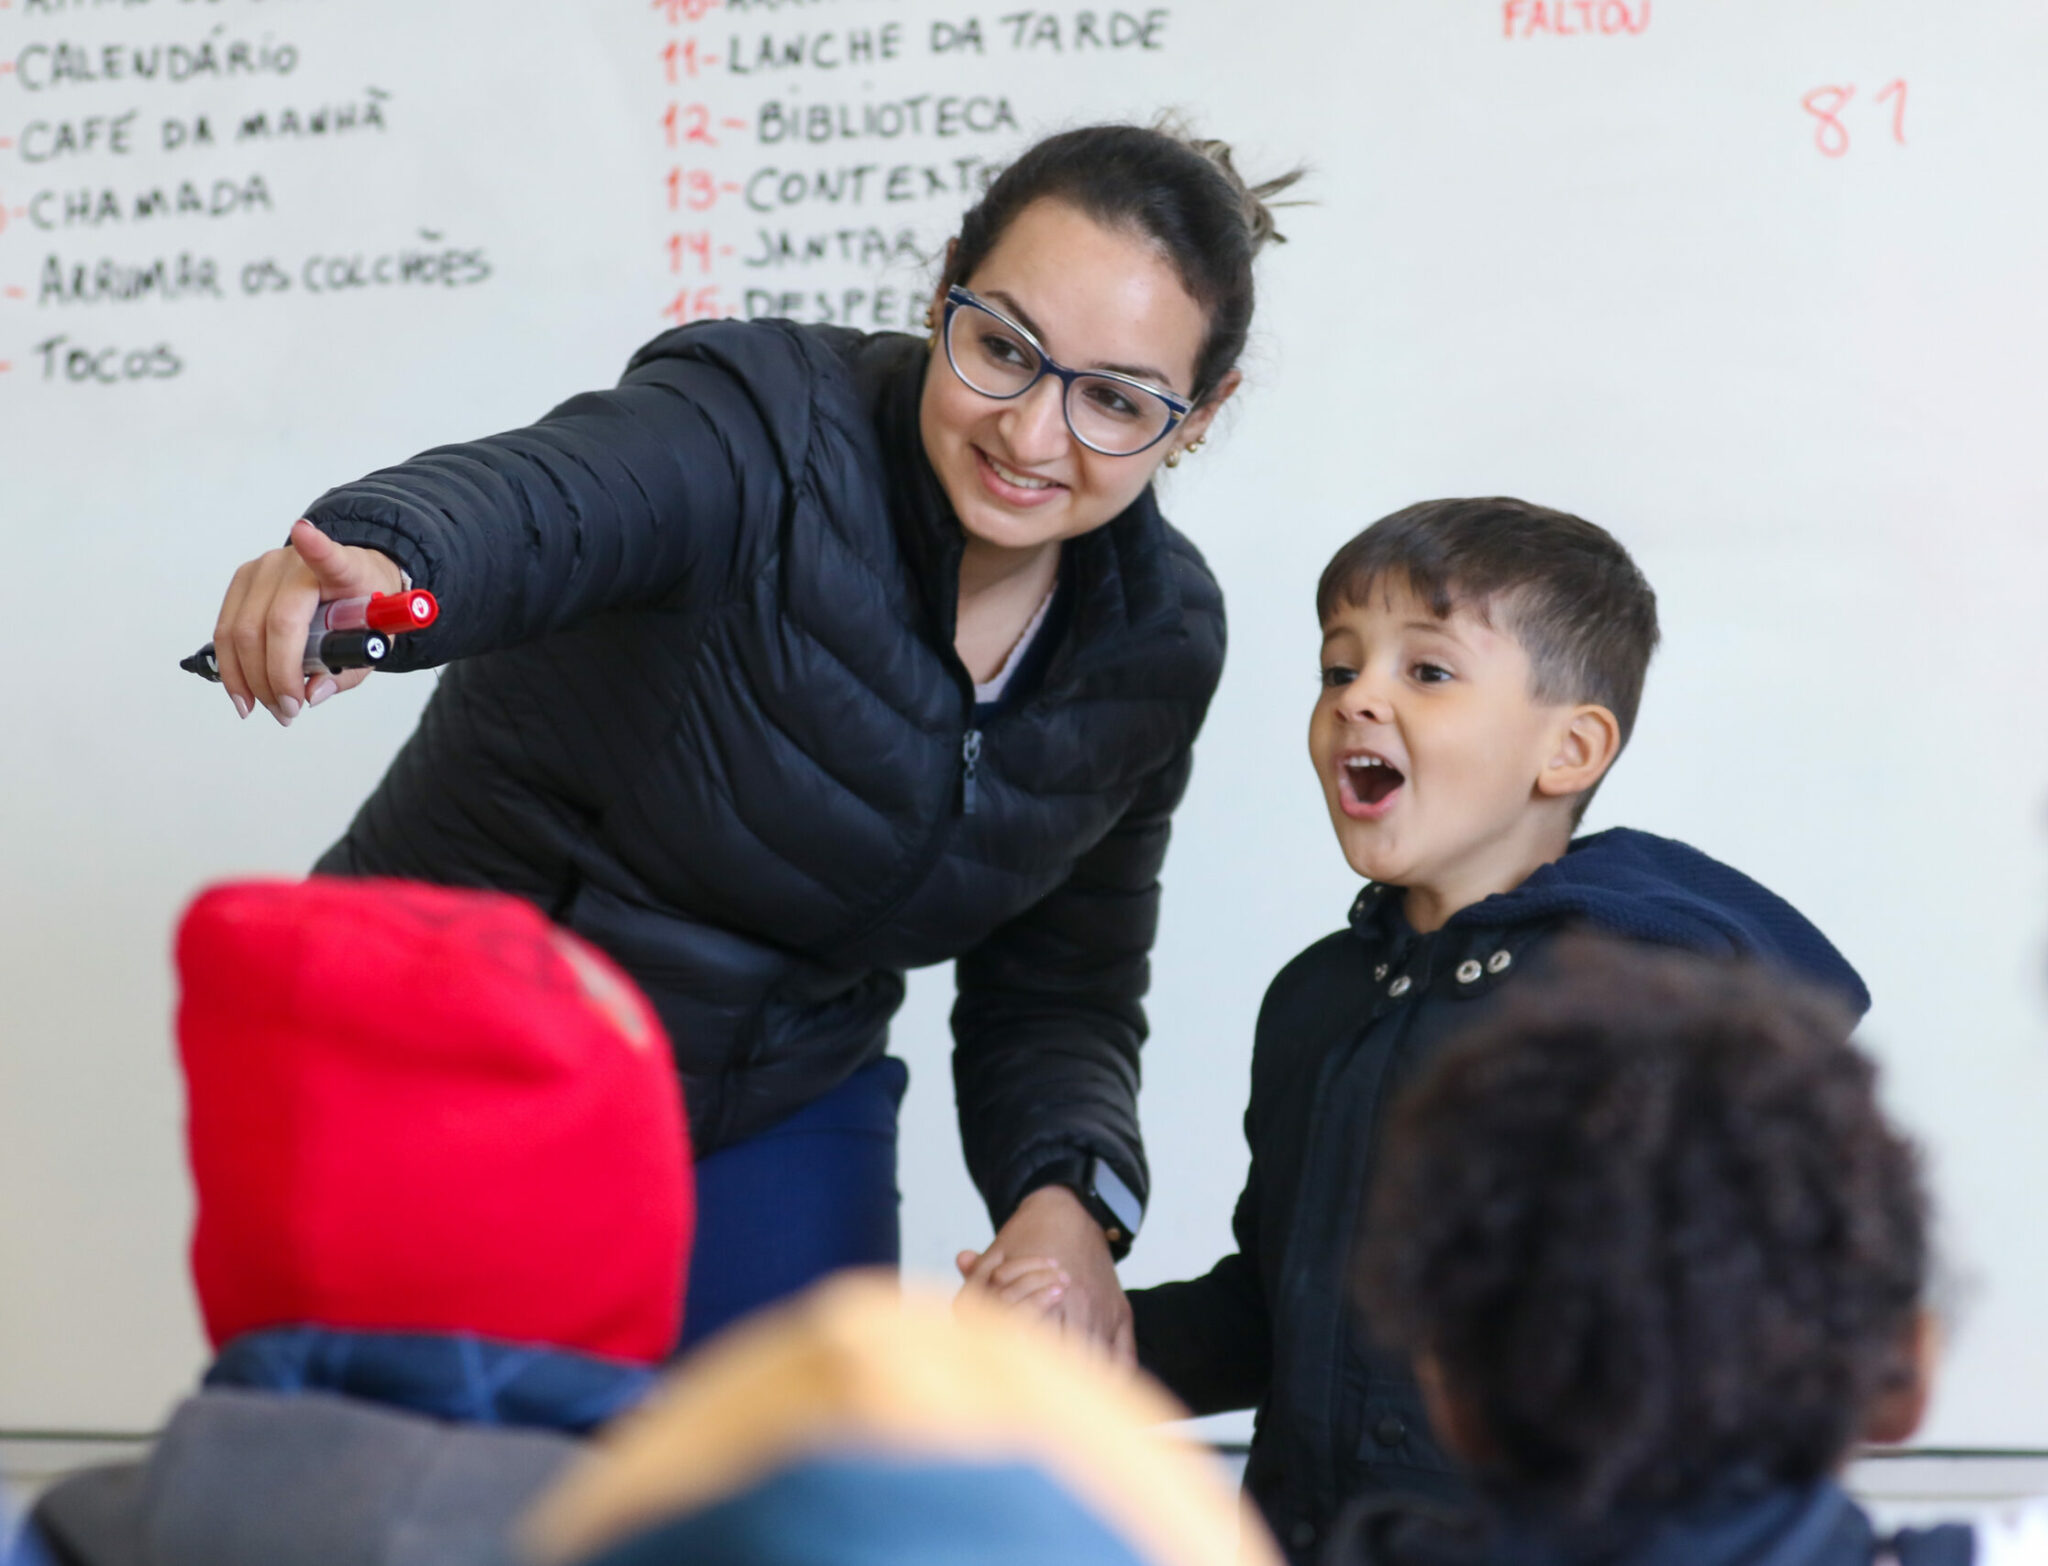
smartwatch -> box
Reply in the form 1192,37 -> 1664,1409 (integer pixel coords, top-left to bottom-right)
1022,1154 -> 1144,1261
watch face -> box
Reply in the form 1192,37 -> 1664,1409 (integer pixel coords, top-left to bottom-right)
1091,1158 -> 1144,1238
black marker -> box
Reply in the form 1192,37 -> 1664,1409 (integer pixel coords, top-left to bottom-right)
181,627 -> 391,683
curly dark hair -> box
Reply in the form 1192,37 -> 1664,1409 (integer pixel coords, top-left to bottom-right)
1354,939 -> 1928,1526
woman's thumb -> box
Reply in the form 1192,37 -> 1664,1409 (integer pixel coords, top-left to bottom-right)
290,518 -> 353,588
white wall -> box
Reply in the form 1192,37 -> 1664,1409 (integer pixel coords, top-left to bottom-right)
3,0 -> 2044,1445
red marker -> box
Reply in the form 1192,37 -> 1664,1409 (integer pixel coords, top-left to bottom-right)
312,590 -> 438,635
181,590 -> 439,683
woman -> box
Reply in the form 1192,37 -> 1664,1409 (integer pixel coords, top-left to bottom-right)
207,124 -> 1299,1355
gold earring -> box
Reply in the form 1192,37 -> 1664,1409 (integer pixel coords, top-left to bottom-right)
1164,449 -> 1183,469
1187,436 -> 1207,454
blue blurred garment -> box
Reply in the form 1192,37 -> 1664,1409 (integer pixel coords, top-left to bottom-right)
683,1057 -> 908,1350
5,1492 -> 54,1566
582,1457 -> 1151,1566
206,1327 -> 654,1435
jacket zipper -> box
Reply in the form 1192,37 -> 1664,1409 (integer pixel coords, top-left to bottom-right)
823,698 -> 978,951
960,727 -> 983,815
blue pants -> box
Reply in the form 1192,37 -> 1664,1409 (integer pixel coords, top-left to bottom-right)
679,1057 -> 909,1352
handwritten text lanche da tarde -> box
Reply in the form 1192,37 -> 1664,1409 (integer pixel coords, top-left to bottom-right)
653,3 -> 1173,333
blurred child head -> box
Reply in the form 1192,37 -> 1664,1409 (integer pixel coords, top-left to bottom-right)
178,876 -> 693,1363
1356,940 -> 1931,1526
1309,499 -> 1659,928
524,1275 -> 1280,1566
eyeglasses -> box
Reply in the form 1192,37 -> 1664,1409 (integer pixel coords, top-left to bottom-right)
940,285 -> 1192,458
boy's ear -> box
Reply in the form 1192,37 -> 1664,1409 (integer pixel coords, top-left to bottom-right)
1535,705 -> 1622,803
1864,1311 -> 1940,1447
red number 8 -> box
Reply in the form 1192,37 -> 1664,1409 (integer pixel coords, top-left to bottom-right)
1803,85 -> 1856,158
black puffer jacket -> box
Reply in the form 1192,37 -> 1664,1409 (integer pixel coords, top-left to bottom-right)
303,321 -> 1224,1225
1128,831 -> 1870,1564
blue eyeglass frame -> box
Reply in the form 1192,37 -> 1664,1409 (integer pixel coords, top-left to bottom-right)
940,285 -> 1193,457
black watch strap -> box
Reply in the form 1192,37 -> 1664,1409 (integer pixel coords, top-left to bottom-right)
1017,1154 -> 1143,1262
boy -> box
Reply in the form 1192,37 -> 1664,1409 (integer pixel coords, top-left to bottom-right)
1121,499 -> 1871,1561
1345,939 -> 2004,1566
31,877 -> 693,1566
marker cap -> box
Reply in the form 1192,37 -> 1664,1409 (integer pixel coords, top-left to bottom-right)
363,590 -> 438,634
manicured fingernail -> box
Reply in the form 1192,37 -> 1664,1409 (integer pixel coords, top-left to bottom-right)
307,678 -> 337,707
231,693 -> 250,720
278,695 -> 301,720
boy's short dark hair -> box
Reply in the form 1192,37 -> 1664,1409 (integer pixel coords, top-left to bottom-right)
1355,940 -> 1928,1526
1318,500 -> 1659,814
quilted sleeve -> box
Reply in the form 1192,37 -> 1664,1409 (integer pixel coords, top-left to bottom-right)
301,323 -> 810,670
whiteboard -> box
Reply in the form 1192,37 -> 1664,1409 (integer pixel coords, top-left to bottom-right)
3,0 -> 2045,1451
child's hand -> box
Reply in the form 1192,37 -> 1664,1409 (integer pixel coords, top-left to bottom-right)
954,1246 -> 1070,1314
960,1187 -> 1137,1367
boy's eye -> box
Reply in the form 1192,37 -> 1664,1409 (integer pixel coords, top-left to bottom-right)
1319,665 -> 1355,689
1410,662 -> 1452,684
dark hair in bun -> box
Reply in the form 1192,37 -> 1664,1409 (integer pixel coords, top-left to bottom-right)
943,121 -> 1305,405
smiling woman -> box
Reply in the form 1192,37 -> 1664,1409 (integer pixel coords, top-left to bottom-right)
197,122 -> 1303,1359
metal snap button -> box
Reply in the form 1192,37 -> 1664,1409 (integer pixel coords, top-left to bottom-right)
1388,975 -> 1412,997
1455,959 -> 1483,984
1373,964 -> 1390,981
1374,1414 -> 1408,1448
1487,949 -> 1513,974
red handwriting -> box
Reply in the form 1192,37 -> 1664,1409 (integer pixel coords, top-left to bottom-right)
663,38 -> 721,82
669,230 -> 713,274
653,0 -> 734,326
666,166 -> 727,211
1503,0 -> 1650,37
1802,80 -> 1908,158
663,286 -> 724,325
1876,78 -> 1908,144
664,101 -> 718,148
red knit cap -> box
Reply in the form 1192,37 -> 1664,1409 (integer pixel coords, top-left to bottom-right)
178,877 -> 691,1364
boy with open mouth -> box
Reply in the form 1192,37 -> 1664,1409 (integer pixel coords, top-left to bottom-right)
1116,497 -> 1873,1560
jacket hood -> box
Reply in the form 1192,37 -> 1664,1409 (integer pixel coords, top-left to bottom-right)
207,1326 -> 654,1435
1417,828 -> 1867,1015
29,1387 -> 577,1566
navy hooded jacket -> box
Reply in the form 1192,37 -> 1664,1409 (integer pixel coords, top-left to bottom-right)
1127,828 -> 1870,1564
